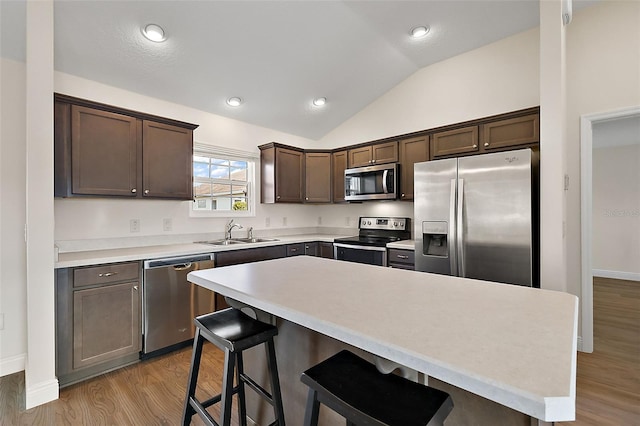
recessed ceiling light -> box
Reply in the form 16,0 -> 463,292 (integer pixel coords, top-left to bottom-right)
410,25 -> 430,39
312,97 -> 327,107
227,97 -> 242,107
142,24 -> 166,42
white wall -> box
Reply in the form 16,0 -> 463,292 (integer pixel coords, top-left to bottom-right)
319,28 -> 540,148
0,58 -> 28,375
565,1 -> 640,294
592,144 -> 640,275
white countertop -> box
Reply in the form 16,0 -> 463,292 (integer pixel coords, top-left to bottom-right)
55,234 -> 339,268
386,239 -> 414,250
188,256 -> 578,422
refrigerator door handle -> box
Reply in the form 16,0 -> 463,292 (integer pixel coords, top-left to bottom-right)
449,179 -> 457,275
457,178 -> 465,277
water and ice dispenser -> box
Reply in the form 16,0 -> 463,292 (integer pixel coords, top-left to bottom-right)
421,221 -> 448,257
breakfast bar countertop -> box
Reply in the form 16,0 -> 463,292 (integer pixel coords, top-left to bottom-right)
188,256 -> 578,423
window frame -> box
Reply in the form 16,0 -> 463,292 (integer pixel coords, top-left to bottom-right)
189,143 -> 258,218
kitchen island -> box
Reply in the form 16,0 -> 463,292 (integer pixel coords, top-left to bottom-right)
188,256 -> 578,425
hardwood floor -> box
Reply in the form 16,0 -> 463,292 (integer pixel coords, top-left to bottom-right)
0,342 -> 239,426
558,277 -> 640,425
1,277 -> 638,425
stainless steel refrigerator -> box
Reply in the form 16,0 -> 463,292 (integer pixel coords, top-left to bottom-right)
414,148 -> 538,287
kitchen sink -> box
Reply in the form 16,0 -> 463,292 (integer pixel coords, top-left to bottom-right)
196,239 -> 246,246
231,238 -> 279,243
196,238 -> 279,246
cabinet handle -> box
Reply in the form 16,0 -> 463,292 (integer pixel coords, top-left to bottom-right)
306,197 -> 309,200
484,142 -> 489,147
401,193 -> 405,197
144,189 -> 150,194
98,272 -> 117,277
277,195 -> 281,200
397,255 -> 409,259
372,159 -> 376,163
291,248 -> 298,252
472,144 -> 478,149
131,188 -> 137,193
133,285 -> 138,291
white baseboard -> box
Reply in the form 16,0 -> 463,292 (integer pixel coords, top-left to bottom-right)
593,269 -> 640,282
25,378 -> 59,409
0,353 -> 26,377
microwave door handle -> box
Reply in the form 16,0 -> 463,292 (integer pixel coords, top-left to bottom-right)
382,169 -> 389,193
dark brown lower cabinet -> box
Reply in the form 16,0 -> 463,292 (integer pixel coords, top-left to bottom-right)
56,263 -> 142,387
387,249 -> 415,270
320,242 -> 335,259
215,245 -> 287,267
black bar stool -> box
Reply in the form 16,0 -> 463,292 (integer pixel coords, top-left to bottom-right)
301,350 -> 453,426
182,308 -> 286,426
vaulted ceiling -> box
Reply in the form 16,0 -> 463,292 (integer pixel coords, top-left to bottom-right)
2,0 -> 598,140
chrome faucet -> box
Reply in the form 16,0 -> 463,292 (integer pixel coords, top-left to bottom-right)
247,227 -> 253,239
225,219 -> 243,240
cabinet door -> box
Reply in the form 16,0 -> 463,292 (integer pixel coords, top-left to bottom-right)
481,114 -> 539,151
372,141 -> 398,164
305,152 -> 332,203
73,282 -> 141,370
399,136 -> 429,201
332,150 -> 348,203
276,147 -> 304,202
431,126 -> 479,159
216,246 -> 287,267
304,242 -> 319,256
319,242 -> 335,259
348,146 -> 372,168
142,120 -> 193,199
71,106 -> 138,196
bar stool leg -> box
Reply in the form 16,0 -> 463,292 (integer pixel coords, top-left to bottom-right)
265,338 -> 286,425
303,388 -> 320,426
236,352 -> 248,426
182,330 -> 204,426
220,349 -> 237,426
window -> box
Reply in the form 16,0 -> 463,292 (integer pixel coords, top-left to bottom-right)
191,143 -> 257,217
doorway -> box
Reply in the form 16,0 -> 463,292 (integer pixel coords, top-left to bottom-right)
580,106 -> 640,352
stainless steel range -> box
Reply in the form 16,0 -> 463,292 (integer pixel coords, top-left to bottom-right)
334,217 -> 411,266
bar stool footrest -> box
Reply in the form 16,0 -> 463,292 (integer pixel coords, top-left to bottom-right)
240,372 -> 275,407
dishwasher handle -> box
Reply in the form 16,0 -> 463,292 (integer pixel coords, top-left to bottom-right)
144,253 -> 214,269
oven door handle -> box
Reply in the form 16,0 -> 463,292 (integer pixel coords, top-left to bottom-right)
333,243 -> 388,252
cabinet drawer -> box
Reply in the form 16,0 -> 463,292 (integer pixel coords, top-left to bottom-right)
387,249 -> 414,265
73,262 -> 140,288
287,243 -> 305,256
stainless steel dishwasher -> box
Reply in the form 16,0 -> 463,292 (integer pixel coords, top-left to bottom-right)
142,253 -> 215,357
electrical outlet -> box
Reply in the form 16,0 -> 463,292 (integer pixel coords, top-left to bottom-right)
163,218 -> 172,231
282,217 -> 287,226
265,217 -> 271,227
130,219 -> 140,233
0,313 -> 4,330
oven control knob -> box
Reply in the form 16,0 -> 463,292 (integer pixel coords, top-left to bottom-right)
393,222 -> 398,227
367,221 -> 372,225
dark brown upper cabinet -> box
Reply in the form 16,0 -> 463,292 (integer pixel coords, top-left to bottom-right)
54,94 -> 198,200
480,113 -> 540,151
348,141 -> 398,167
332,150 -> 348,203
430,125 -> 479,159
399,135 -> 429,201
304,152 -> 332,203
260,143 -> 304,203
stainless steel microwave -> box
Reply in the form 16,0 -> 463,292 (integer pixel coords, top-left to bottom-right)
344,163 -> 398,201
